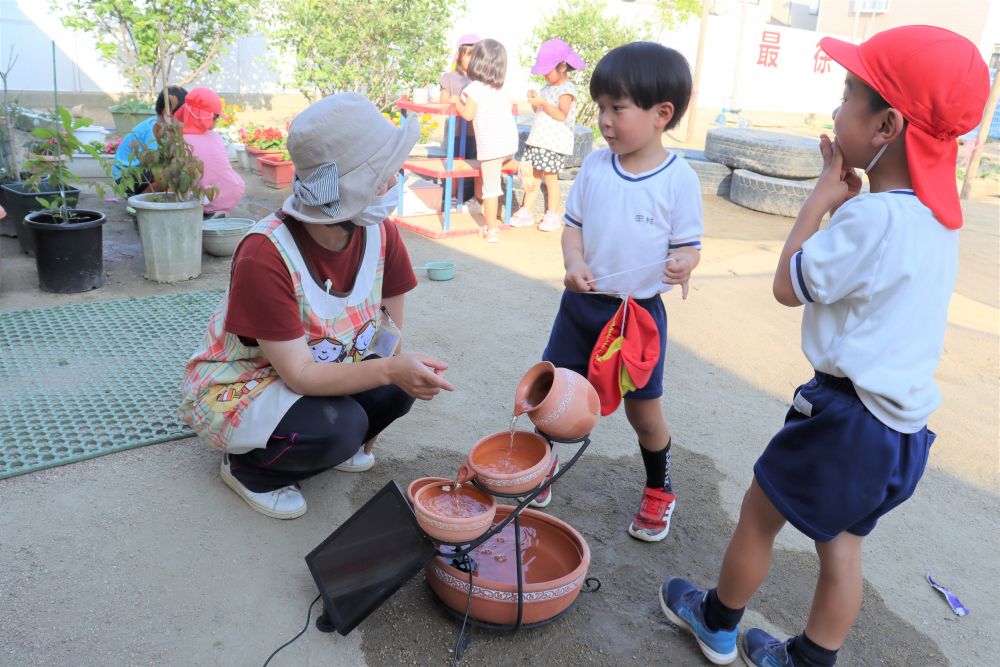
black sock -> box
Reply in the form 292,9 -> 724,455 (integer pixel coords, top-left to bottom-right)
639,439 -> 672,492
788,633 -> 838,667
701,588 -> 744,632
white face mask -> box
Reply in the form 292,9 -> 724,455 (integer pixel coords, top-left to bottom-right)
354,189 -> 397,227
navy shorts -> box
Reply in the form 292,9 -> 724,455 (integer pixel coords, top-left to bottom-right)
542,290 -> 667,401
754,372 -> 934,542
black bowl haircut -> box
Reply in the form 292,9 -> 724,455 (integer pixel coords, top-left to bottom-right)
590,42 -> 692,130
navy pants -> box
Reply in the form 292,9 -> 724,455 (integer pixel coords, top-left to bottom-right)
230,384 -> 415,492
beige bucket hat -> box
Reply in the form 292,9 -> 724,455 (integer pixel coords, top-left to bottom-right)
282,93 -> 419,224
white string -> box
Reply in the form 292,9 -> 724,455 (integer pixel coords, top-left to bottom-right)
584,256 -> 677,285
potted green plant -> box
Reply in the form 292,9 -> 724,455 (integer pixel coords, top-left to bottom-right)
2,106 -> 109,256
258,148 -> 294,189
108,98 -> 156,135
124,112 -> 218,283
18,106 -> 114,292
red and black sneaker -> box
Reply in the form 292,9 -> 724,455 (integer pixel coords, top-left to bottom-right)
528,456 -> 559,509
628,486 -> 676,542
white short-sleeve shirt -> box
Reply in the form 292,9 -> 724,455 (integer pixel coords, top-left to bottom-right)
461,81 -> 518,161
789,190 -> 958,433
563,148 -> 703,299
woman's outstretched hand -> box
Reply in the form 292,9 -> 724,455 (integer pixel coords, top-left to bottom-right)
389,353 -> 455,400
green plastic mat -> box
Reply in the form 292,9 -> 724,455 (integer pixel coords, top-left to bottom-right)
0,290 -> 224,480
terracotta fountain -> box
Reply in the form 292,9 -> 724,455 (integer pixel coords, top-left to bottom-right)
409,363 -> 601,628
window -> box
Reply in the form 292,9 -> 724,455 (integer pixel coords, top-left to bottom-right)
809,0 -> 821,15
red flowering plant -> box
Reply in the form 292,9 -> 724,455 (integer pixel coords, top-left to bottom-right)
240,125 -> 285,151
103,137 -> 121,155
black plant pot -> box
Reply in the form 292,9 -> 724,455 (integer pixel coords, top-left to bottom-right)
0,181 -> 81,255
24,209 -> 106,293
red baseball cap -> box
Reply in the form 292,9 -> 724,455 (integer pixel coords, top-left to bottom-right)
820,25 -> 989,229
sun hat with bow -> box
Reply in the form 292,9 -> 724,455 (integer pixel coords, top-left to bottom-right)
531,38 -> 586,76
819,25 -> 989,230
282,93 -> 419,225
174,87 -> 226,135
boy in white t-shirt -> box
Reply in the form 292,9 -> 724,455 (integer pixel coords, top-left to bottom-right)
661,26 -> 990,667
537,42 -> 702,542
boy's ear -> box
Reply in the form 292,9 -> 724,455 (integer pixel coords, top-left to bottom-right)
656,101 -> 675,129
874,108 -> 906,145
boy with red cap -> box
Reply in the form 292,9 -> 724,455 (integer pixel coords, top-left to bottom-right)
660,26 -> 989,666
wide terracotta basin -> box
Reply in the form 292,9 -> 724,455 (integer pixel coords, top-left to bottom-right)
413,481 -> 497,544
460,430 -> 552,495
406,476 -> 450,505
426,506 -> 591,626
515,361 -> 600,441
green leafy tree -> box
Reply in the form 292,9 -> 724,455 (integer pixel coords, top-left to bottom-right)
274,0 -> 463,112
523,0 -> 650,128
57,0 -> 261,100
657,0 -> 701,32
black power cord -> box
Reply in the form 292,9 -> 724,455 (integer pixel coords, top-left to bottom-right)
261,594 -> 322,667
450,556 -> 475,666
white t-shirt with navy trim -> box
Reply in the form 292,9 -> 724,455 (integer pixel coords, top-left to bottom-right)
789,190 -> 957,433
563,148 -> 703,299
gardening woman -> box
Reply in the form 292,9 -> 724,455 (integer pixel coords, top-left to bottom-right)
174,87 -> 245,215
180,93 -> 455,520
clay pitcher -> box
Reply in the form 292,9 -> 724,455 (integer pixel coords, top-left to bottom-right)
514,361 -> 600,440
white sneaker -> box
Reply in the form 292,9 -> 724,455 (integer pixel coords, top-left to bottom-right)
509,208 -> 535,228
220,455 -> 307,519
485,228 -> 500,243
537,211 -> 562,232
333,446 -> 375,472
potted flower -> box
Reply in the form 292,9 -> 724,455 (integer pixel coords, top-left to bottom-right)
123,111 -> 219,283
2,106 -> 109,256
240,126 -> 285,175
18,106 -> 114,292
258,148 -> 294,189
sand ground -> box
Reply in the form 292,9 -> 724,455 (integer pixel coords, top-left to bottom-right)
0,155 -> 997,666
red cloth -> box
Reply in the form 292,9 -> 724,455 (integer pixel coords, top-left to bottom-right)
174,87 -> 224,135
820,26 -> 989,230
225,217 -> 417,343
587,297 -> 660,416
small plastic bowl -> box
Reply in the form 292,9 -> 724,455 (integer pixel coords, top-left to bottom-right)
414,261 -> 455,281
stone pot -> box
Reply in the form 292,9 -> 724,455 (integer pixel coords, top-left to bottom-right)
425,506 -> 591,626
457,431 -> 553,495
413,481 -> 497,544
514,361 -> 600,441
128,193 -> 203,283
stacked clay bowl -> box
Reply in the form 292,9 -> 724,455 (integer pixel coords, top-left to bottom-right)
464,431 -> 552,495
413,481 -> 497,544
425,506 -> 591,625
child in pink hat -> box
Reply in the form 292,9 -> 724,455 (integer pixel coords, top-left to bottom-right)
660,25 -> 990,667
510,38 -> 586,232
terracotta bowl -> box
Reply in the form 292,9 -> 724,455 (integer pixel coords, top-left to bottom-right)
515,361 -> 600,441
406,476 -> 451,506
413,481 -> 497,544
461,430 -> 552,495
426,506 -> 591,625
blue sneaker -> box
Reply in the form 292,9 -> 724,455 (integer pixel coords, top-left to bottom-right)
740,628 -> 793,667
660,578 -> 738,665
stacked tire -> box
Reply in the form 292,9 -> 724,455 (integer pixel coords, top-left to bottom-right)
705,128 -> 822,217
672,148 -> 734,198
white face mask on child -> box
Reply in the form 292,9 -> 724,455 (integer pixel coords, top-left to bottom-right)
354,189 -> 397,227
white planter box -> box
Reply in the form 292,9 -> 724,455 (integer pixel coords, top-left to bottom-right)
73,126 -> 109,145
68,153 -> 111,179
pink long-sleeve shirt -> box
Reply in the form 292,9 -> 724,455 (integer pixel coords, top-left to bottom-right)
184,131 -> 245,213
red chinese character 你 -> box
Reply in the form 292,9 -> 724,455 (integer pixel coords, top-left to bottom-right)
813,42 -> 832,74
757,31 -> 780,68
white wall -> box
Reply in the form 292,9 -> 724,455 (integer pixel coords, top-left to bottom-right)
1,0 -> 857,116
